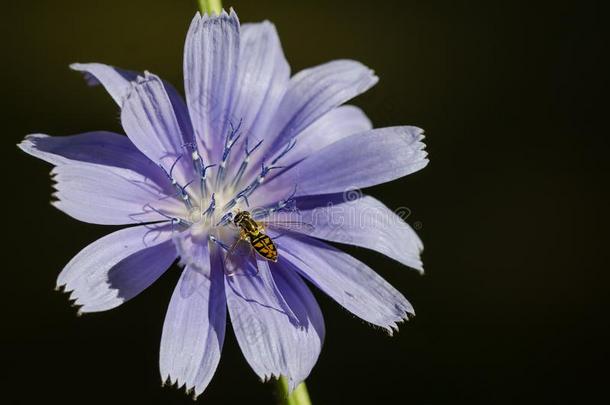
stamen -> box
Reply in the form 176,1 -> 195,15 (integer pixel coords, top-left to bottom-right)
246,137 -> 264,156
203,193 -> 216,217
238,193 -> 250,207
146,204 -> 191,232
228,138 -> 296,207
182,142 -> 216,200
260,160 -> 284,180
231,137 -> 263,189
169,154 -> 183,176
158,156 -> 196,211
221,160 -> 279,213
178,180 -> 194,210
221,185 -> 253,212
270,138 -> 297,167
182,142 -> 202,170
216,212 -> 234,227
216,119 -> 243,189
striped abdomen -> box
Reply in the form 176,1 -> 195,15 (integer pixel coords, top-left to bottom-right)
250,233 -> 278,262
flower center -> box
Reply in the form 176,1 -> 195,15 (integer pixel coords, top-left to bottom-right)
148,121 -> 300,252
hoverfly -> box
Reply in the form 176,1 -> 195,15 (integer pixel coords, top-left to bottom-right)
223,210 -> 313,275
233,210 -> 278,262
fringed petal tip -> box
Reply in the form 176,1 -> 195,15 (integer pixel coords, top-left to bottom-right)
412,126 -> 429,160
160,375 -> 205,401
17,134 -> 64,166
260,372 -> 280,383
259,375 -> 298,395
53,278 -> 109,316
54,282 -> 84,317
408,126 -> 428,147
16,134 -> 39,154
384,309 -> 416,337
402,126 -> 429,172
259,373 -> 303,393
195,7 -> 239,21
54,225 -> 176,313
351,300 -> 415,337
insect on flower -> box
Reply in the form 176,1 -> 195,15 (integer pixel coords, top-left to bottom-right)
232,210 -> 280,262
18,8 -> 428,399
224,208 -> 316,274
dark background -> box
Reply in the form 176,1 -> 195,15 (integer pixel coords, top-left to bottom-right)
2,0 -> 608,403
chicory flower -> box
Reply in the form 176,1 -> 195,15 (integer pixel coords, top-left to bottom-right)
18,9 -> 428,398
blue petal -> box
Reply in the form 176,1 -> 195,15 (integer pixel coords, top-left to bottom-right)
121,72 -> 195,185
272,264 -> 325,391
231,22 -> 290,155
183,10 -> 241,159
70,63 -> 139,105
265,126 -> 428,198
18,132 -> 171,193
58,223 -> 177,313
71,64 -> 193,141
50,163 -> 180,225
160,250 -> 226,398
280,105 -> 372,167
278,234 -> 414,334
225,258 -> 324,387
275,194 -> 424,272
267,60 -> 378,155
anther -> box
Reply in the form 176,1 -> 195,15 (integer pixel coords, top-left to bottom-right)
201,163 -> 215,179
170,154 -> 182,172
203,193 -> 216,217
271,138 -> 297,167
182,141 -> 216,199
231,137 -> 264,189
236,192 -> 250,207
216,119 -> 245,188
222,120 -> 243,160
246,137 -> 264,156
216,212 -> 234,227
157,155 -> 183,189
147,205 -> 191,229
178,180 -> 195,210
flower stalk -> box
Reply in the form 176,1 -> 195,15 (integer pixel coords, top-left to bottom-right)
277,377 -> 312,405
197,0 -> 222,15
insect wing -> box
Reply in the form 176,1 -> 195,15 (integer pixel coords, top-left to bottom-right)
258,219 -> 315,234
223,238 -> 256,276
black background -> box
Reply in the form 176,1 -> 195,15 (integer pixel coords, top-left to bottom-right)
3,0 -> 608,404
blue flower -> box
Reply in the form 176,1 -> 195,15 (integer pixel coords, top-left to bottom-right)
18,9 -> 428,398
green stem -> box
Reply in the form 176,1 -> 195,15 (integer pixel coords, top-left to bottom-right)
277,377 -> 312,405
196,0 -> 222,15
